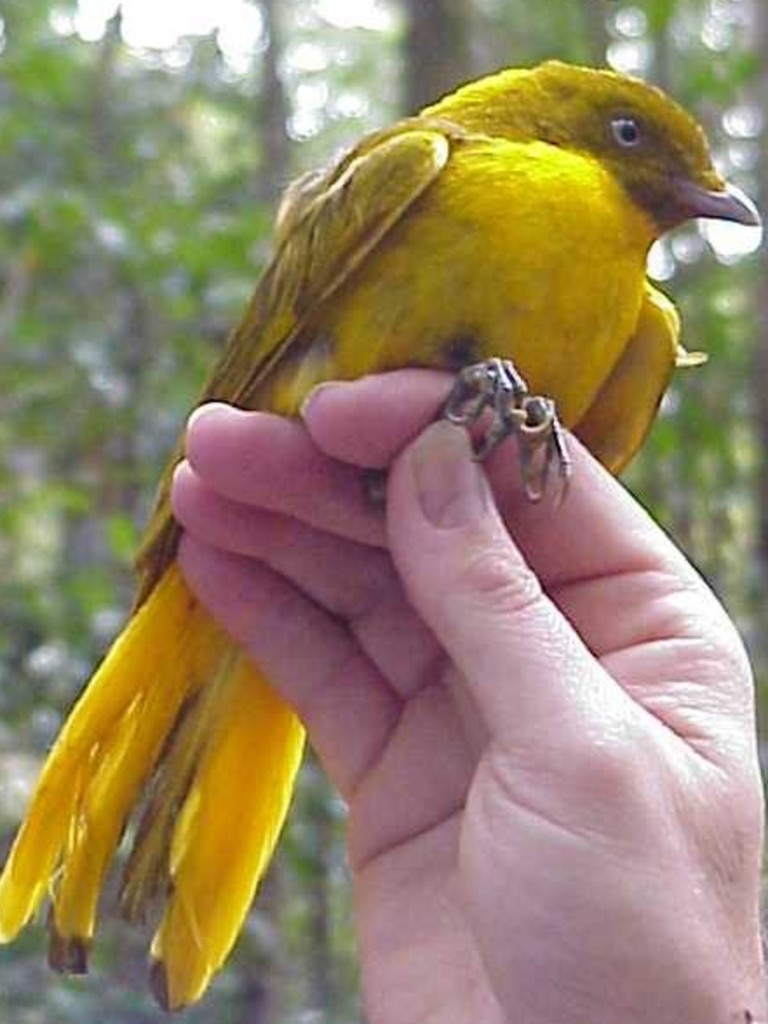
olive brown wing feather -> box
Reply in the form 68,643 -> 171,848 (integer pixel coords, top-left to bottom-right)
135,125 -> 454,602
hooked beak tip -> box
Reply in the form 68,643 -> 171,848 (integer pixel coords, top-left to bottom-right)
674,180 -> 762,227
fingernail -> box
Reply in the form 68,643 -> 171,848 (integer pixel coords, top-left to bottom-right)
300,380 -> 343,420
412,422 -> 491,528
171,459 -> 189,486
187,401 -> 232,431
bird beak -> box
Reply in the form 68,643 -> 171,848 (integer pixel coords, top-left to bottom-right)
672,179 -> 761,226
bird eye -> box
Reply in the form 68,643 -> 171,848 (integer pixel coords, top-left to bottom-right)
611,116 -> 642,148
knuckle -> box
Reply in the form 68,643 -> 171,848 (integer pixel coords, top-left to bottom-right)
458,541 -> 542,616
567,728 -> 646,806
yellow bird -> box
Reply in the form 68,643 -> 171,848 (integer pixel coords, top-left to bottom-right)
0,61 -> 758,1010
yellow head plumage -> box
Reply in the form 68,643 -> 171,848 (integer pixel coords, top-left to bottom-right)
428,60 -> 759,232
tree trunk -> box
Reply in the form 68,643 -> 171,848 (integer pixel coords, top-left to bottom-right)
305,765 -> 335,1016
256,0 -> 291,205
753,0 -> 768,577
401,0 -> 474,114
576,0 -> 610,65
236,871 -> 285,1024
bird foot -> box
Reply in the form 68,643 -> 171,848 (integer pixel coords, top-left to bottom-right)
442,357 -> 571,503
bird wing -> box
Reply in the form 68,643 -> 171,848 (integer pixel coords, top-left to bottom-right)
135,122 -> 455,601
574,282 -> 684,472
202,120 -> 455,407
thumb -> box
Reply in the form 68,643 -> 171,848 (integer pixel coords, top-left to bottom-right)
386,421 -> 636,757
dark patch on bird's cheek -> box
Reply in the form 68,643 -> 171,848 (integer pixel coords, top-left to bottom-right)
618,171 -> 682,234
639,185 -> 691,233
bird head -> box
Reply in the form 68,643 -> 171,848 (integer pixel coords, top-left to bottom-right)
528,61 -> 760,234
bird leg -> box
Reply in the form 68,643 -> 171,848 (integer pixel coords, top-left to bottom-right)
442,357 -> 571,503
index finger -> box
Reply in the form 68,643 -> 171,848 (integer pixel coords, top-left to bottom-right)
301,370 -> 685,586
184,403 -> 387,546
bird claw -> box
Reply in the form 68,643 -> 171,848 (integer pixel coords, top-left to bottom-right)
442,357 -> 571,504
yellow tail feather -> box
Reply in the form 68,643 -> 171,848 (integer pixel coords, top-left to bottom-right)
0,564 -> 302,1007
0,567 -> 209,944
148,656 -> 305,1010
118,679 -> 222,924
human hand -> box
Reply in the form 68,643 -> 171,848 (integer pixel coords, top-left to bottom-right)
171,371 -> 765,1024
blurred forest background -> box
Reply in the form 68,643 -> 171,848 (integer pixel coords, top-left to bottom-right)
0,0 -> 766,1020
